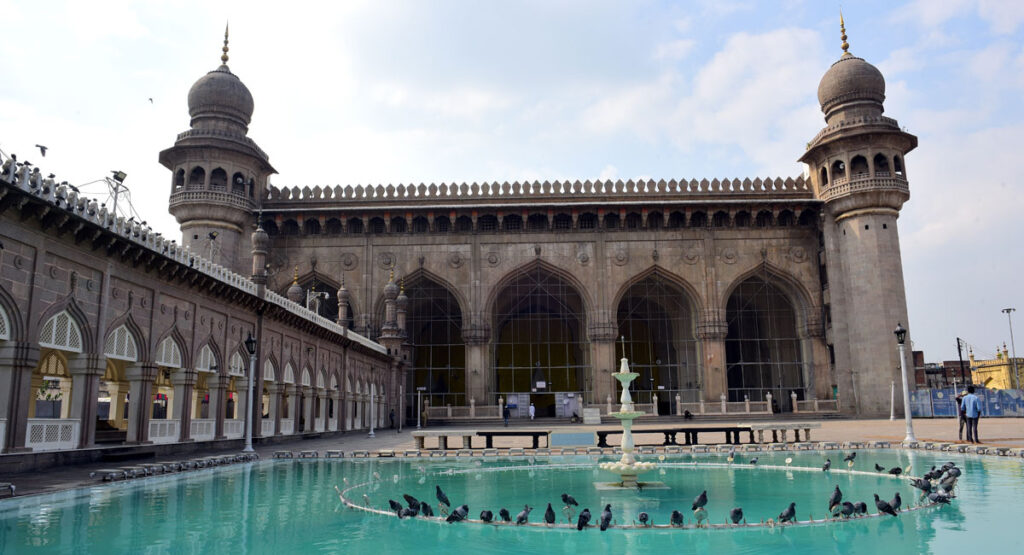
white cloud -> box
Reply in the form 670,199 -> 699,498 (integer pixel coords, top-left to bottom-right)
654,39 -> 696,61
598,164 -> 618,180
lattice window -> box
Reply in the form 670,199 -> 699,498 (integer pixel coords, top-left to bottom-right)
229,352 -> 246,376
300,367 -> 311,387
103,325 -> 138,362
316,370 -> 324,388
283,363 -> 295,384
0,304 -> 10,340
155,337 -> 183,368
39,310 -> 83,353
263,359 -> 276,382
404,277 -> 465,408
196,345 -> 216,372
38,351 -> 69,377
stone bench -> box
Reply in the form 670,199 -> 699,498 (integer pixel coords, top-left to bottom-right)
411,430 -> 475,450
273,451 -> 295,459
477,430 -> 550,449
325,450 -> 345,458
744,422 -> 821,444
298,450 -> 318,458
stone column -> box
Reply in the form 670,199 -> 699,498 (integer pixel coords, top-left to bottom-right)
301,386 -> 314,432
285,384 -> 299,429
587,320 -> 617,408
111,384 -> 128,429
68,353 -> 104,448
331,390 -> 342,431
0,342 -> 40,453
170,370 -> 196,442
125,363 -> 157,444
697,316 -> 728,402
209,375 -> 228,439
317,390 -> 329,431
462,318 -> 490,403
267,383 -> 283,435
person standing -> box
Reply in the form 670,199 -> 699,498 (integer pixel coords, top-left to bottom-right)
528,403 -> 535,420
955,390 -> 966,441
502,405 -> 511,427
962,386 -> 982,443
389,408 -> 395,430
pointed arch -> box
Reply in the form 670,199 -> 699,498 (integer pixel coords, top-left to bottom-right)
229,351 -> 246,377
373,267 -> 468,327
611,266 -> 704,316
103,324 -> 140,362
39,310 -> 85,353
263,357 -> 278,382
283,362 -> 296,384
155,333 -> 186,369
330,374 -> 339,391
103,312 -> 149,361
195,343 -> 220,372
316,368 -> 325,389
36,297 -> 93,353
300,366 -> 312,387
0,284 -> 23,342
0,303 -> 10,341
486,258 -> 594,319
719,262 -> 814,318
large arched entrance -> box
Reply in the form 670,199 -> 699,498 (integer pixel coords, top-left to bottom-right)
492,267 -> 586,418
616,273 -> 700,414
403,277 -> 465,414
725,275 -> 804,411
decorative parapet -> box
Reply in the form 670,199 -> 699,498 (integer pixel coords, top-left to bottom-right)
263,176 -> 813,207
818,176 -> 908,204
169,190 -> 255,212
0,156 -> 384,356
173,128 -> 269,161
804,115 -> 903,151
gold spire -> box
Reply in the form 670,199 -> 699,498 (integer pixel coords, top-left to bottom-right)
400,277 -> 405,293
388,269 -> 394,283
221,23 -> 230,65
840,10 -> 850,56
292,266 -> 298,284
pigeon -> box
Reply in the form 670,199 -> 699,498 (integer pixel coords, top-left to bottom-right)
729,507 -> 744,524
577,508 -> 592,530
693,507 -> 708,527
399,506 -> 418,518
670,510 -> 684,526
946,467 -> 962,478
853,501 -> 868,516
822,458 -> 832,472
436,485 -> 451,508
600,504 -> 613,531
35,144 -> 47,157
561,493 -> 578,507
828,485 -> 843,513
446,504 -> 469,523
419,501 -> 434,516
778,502 -> 796,523
839,501 -> 855,518
499,508 -> 512,522
928,492 -> 952,504
874,494 -> 898,517
544,503 -> 556,524
888,466 -> 903,476
889,492 -> 902,512
727,448 -> 736,463
875,463 -> 886,472
403,494 -> 420,509
909,478 -> 933,495
843,452 -> 857,463
516,505 -> 532,525
692,490 -> 708,511
749,457 -> 759,465
480,510 -> 493,522
638,512 -> 649,526
388,499 -> 404,516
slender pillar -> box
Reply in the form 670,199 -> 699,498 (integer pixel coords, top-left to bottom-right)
170,370 -> 196,442
125,363 -> 157,444
209,375 -> 227,439
267,383 -> 283,435
697,318 -> 728,401
68,353 -> 104,448
317,390 -> 329,431
0,343 -> 39,453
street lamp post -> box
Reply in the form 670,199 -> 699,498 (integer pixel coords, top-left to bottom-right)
1003,308 -> 1019,390
894,323 -> 917,443
368,383 -> 375,438
243,332 -> 257,453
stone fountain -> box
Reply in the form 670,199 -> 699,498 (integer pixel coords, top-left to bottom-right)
597,354 -> 660,489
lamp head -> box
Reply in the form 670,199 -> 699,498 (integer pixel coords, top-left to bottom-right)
244,332 -> 256,355
894,323 -> 907,345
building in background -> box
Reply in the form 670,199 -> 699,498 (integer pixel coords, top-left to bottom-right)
969,346 -> 1022,390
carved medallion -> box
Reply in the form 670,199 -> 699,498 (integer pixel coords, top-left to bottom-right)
486,251 -> 500,267
612,248 -> 629,266
789,246 -> 807,263
720,247 -> 738,264
683,248 -> 700,265
448,251 -> 466,269
377,252 -> 395,269
340,252 -> 358,271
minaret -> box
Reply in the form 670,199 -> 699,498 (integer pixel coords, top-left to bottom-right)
378,271 -> 403,357
159,25 -> 276,274
799,14 -> 917,416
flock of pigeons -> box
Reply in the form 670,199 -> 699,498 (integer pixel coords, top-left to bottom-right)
377,452 -> 961,530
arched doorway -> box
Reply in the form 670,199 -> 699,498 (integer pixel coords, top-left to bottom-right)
725,275 -> 804,411
403,277 -> 465,414
617,273 -> 700,414
492,266 -> 586,418
29,310 -> 83,451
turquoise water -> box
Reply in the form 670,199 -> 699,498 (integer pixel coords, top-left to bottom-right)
0,451 -> 1020,554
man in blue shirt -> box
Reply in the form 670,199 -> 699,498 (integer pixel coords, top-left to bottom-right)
961,385 -> 982,443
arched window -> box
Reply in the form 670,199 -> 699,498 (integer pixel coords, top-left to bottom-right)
777,210 -> 795,227
624,213 -> 642,229
412,216 -> 429,233
281,220 -> 299,236
303,219 -> 321,235
830,160 -> 846,180
667,212 -> 685,228
196,345 -> 217,372
229,352 -> 245,377
0,304 -> 10,341
39,311 -> 83,353
553,213 -> 573,230
893,155 -> 904,176
689,212 -> 707,228
527,214 -> 548,231
798,209 -> 817,226
209,168 -> 227,191
455,216 -> 474,232
347,218 -> 364,234
850,155 -> 869,177
648,212 -> 664,229
368,217 -> 386,234
401,277 -> 465,407
232,172 -> 246,195
283,363 -> 295,384
155,337 -> 183,368
578,213 -> 598,230
503,214 -> 523,231
391,217 -> 407,233
325,218 -> 343,234
755,211 -> 774,227
103,324 -> 138,361
174,169 -> 185,189
734,211 -> 751,227
603,213 -> 620,229
188,167 -> 205,189
434,216 -> 451,232
873,154 -> 890,176
300,367 -> 311,387
712,211 -> 730,227
819,167 -> 829,186
263,359 -> 276,382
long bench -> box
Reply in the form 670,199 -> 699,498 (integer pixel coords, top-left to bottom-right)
743,422 -> 821,444
595,426 -> 753,448
411,429 -> 552,449
476,430 -> 550,449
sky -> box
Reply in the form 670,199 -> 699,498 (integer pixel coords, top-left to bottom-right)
0,0 -> 1021,362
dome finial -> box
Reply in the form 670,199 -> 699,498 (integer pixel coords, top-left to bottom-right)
292,266 -> 298,285
840,9 -> 850,56
221,22 -> 230,65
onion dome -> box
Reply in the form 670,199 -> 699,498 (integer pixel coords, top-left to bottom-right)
816,14 -> 885,120
383,270 -> 399,301
251,223 -> 269,251
337,276 -> 350,302
396,278 -> 409,311
287,267 -> 303,303
186,25 -> 254,131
